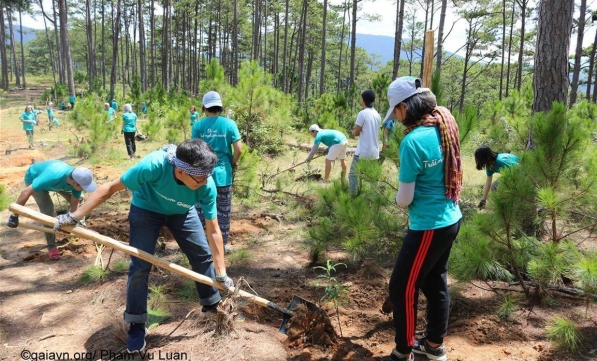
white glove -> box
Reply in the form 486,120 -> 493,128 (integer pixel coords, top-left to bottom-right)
53,212 -> 80,230
216,275 -> 234,294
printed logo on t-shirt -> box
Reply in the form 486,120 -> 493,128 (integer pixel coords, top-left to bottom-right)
200,128 -> 226,138
424,157 -> 443,168
155,190 -> 193,209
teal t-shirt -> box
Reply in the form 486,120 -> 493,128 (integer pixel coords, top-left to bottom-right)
105,107 -> 115,121
46,106 -> 54,117
486,153 -> 520,176
190,111 -> 200,126
120,150 -> 218,218
191,115 -> 241,187
122,112 -> 137,132
383,120 -> 396,144
21,111 -> 36,131
111,100 -> 118,111
24,160 -> 82,199
314,130 -> 347,147
69,95 -> 75,104
399,126 -> 462,231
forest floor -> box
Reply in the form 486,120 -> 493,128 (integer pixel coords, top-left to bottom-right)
0,87 -> 596,361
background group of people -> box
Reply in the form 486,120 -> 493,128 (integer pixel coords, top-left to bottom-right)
8,80 -> 519,359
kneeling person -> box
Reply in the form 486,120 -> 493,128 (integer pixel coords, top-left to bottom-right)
54,139 -> 233,353
306,124 -> 348,182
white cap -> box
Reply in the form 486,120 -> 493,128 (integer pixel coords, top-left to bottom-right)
385,76 -> 429,121
202,91 -> 223,108
71,167 -> 97,192
309,124 -> 321,132
123,103 -> 132,112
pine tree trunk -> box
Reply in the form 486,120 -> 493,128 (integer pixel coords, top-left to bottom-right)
349,0 -> 357,89
515,0 -> 528,91
232,0 -> 238,86
435,0 -> 446,74
532,0 -> 574,114
18,10 -> 25,88
252,0 -> 260,60
585,28 -> 597,100
150,0 -> 155,88
138,0 -> 146,91
8,12 -> 21,88
101,0 -> 106,89
499,0 -> 506,100
109,0 -> 121,101
40,1 -> 57,95
320,0 -> 327,95
337,0 -> 347,93
86,0 -> 96,88
505,1 -> 515,97
297,0 -> 307,103
59,0 -> 75,96
161,0 -> 169,90
281,0 -> 289,91
0,7 -> 8,90
52,0 -> 64,84
569,0 -> 587,107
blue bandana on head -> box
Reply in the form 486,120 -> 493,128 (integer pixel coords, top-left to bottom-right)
163,144 -> 213,176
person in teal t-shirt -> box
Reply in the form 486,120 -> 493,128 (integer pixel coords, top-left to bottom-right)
474,145 -> 520,209
104,103 -> 115,122
122,103 -> 138,159
305,124 -> 348,182
53,139 -> 234,353
20,104 -> 37,149
191,91 -> 242,254
141,102 -> 147,115
382,119 -> 396,148
189,105 -> 200,126
111,98 -> 118,111
69,94 -> 76,110
384,76 -> 462,361
7,160 -> 97,260
46,102 -> 60,129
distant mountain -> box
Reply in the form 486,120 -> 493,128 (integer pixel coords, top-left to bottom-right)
355,33 -> 416,67
355,33 -> 461,68
5,25 -> 37,44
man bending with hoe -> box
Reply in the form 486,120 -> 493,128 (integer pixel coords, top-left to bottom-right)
7,160 -> 97,260
53,139 -> 233,353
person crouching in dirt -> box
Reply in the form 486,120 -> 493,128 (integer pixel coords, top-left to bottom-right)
192,91 -> 242,254
121,103 -> 138,159
46,102 -> 59,129
474,145 -> 520,209
7,161 -> 97,261
385,77 -> 463,361
305,124 -> 348,182
53,139 -> 233,353
20,104 -> 37,149
104,102 -> 115,122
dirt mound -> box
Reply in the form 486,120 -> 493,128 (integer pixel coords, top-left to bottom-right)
286,304 -> 338,347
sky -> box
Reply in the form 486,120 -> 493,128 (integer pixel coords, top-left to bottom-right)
17,0 -> 597,56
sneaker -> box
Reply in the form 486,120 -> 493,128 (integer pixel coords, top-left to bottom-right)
388,349 -> 414,361
412,337 -> 447,361
224,245 -> 231,254
126,323 -> 147,353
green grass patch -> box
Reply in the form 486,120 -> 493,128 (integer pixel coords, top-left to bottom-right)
147,308 -> 170,331
546,315 -> 585,352
78,265 -> 108,284
0,185 -> 10,212
226,248 -> 250,266
175,280 -> 197,302
111,260 -> 129,273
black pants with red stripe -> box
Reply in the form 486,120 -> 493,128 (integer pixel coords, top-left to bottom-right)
389,219 -> 462,355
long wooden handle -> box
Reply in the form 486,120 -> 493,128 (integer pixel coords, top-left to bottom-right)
269,154 -> 324,178
9,203 -> 292,316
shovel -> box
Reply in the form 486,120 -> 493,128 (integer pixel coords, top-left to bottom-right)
268,154 -> 324,179
8,203 -> 325,334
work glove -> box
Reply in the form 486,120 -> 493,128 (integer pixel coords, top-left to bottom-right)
478,200 -> 486,209
216,275 -> 234,294
7,214 -> 18,228
53,212 -> 80,230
